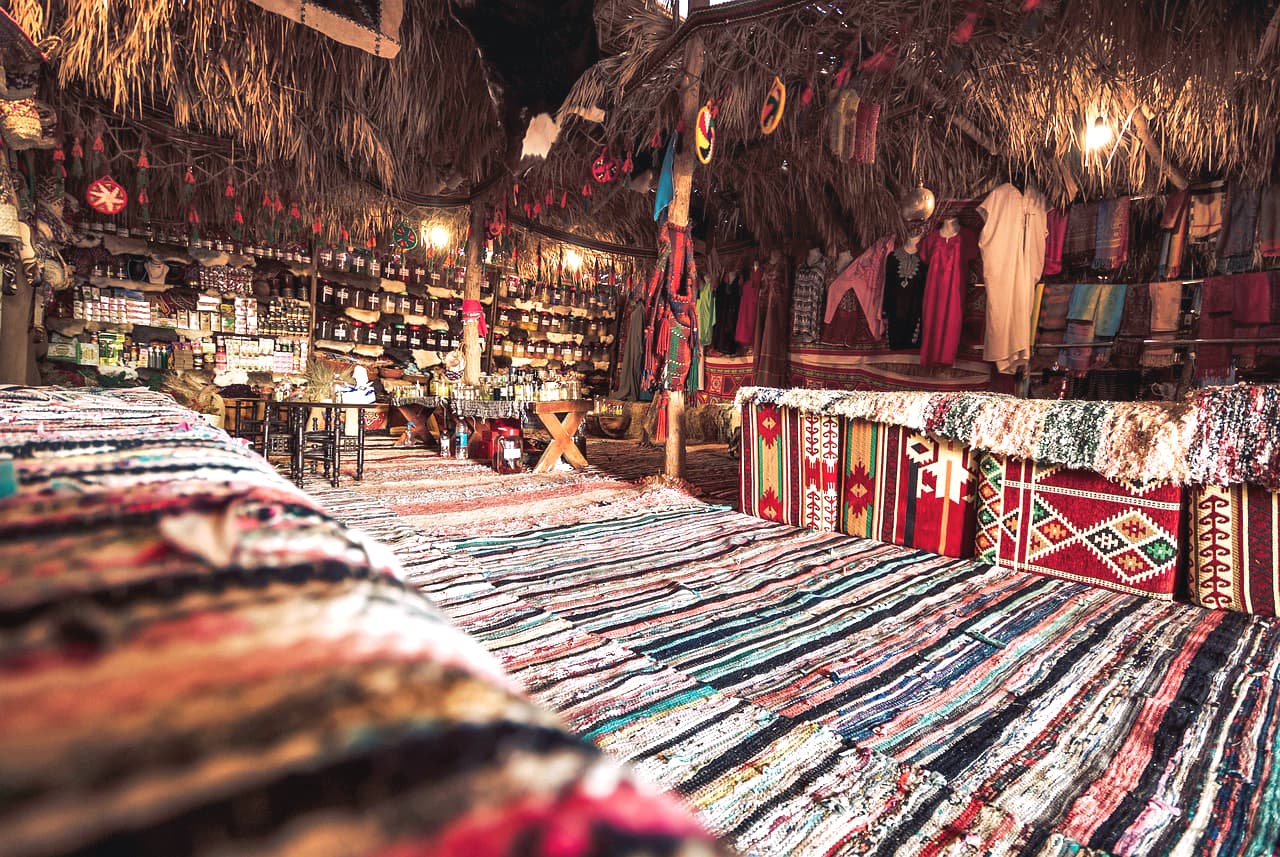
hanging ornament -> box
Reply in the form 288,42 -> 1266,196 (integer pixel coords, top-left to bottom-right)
312,215 -> 323,235
592,147 -> 618,183
86,175 -> 127,215
900,182 -> 936,221
232,205 -> 244,225
545,190 -> 553,206
801,80 -> 815,107
90,134 -> 105,176
224,179 -> 235,198
365,218 -> 377,250
393,219 -> 419,249
69,137 -> 84,179
52,145 -> 66,178
695,102 -> 716,164
484,206 -> 505,241
760,77 -> 786,135
582,182 -> 593,197
622,152 -> 634,175
187,205 -> 201,242
649,128 -> 662,149
340,225 -> 349,243
560,191 -> 568,208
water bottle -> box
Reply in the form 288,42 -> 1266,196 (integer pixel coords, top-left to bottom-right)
455,423 -> 469,460
439,430 -> 451,458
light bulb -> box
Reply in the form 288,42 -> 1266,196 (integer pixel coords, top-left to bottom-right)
1085,116 -> 1112,151
564,249 -> 583,271
428,225 -> 451,249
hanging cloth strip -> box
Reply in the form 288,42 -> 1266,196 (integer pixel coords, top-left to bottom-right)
642,224 -> 700,393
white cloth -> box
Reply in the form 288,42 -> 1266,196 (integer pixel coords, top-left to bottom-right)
978,184 -> 1048,374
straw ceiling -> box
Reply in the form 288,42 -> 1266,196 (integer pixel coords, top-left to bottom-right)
11,0 -> 1280,253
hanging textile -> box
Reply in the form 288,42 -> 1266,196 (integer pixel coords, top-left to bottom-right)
919,226 -> 978,367
653,135 -> 676,222
1157,189 -> 1190,279
1143,281 -> 1183,368
1112,282 -> 1150,369
1093,197 -> 1130,270
1042,207 -> 1068,276
979,183 -> 1048,374
824,236 -> 894,341
611,301 -> 645,400
1217,184 -> 1261,273
753,258 -> 790,387
790,254 -> 828,344
712,273 -> 741,354
247,0 -> 402,57
641,225 -> 699,393
1189,186 -> 1225,239
1258,185 -> 1280,258
735,265 -> 761,346
1062,202 -> 1097,267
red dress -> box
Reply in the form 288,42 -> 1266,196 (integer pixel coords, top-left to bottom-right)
919,227 -> 978,368
735,266 -> 761,346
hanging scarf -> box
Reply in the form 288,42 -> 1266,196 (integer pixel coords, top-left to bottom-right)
642,225 -> 699,393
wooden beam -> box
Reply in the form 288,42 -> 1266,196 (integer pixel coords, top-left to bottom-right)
1129,101 -> 1190,191
663,33 -> 704,480
461,202 -> 487,385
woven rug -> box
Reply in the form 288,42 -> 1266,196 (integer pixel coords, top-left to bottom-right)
1190,482 -> 1280,615
975,453 -> 1183,598
318,460 -> 1280,856
0,386 -> 721,857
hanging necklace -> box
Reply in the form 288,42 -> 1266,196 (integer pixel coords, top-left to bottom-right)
893,246 -> 920,286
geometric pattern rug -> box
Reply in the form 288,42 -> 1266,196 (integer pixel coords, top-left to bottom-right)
316,451 -> 1280,857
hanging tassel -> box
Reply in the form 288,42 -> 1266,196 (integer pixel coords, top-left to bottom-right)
312,215 -> 323,235
187,205 -> 201,242
137,187 -> 150,224
582,183 -> 593,197
560,191 -> 568,208
224,180 -> 235,198
137,151 -> 150,170
53,145 -> 66,178
90,134 -> 104,177
69,137 -> 84,179
622,152 -> 634,174
951,0 -> 982,44
545,190 -> 553,206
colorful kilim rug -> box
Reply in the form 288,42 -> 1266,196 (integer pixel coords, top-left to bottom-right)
1190,482 -> 1280,615
975,453 -> 1183,598
316,444 -> 1280,856
702,353 -> 755,403
0,386 -> 722,857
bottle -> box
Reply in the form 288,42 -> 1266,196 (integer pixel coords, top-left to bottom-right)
439,425 -> 451,458
455,422 -> 469,460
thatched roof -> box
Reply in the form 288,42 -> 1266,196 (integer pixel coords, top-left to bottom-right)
553,0 -> 1280,249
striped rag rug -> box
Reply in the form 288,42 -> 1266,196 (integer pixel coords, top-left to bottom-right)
318,456 -> 1280,857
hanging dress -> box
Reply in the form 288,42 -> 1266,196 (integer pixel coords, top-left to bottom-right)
790,256 -> 828,344
882,247 -> 928,350
978,183 -> 1048,374
919,227 -> 978,367
735,266 -> 761,347
712,273 -> 741,354
753,260 -> 790,386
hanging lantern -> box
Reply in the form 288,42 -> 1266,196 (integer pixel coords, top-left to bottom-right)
592,148 -> 618,183
85,175 -> 127,215
760,76 -> 786,135
900,181 -> 936,222
695,102 -> 716,164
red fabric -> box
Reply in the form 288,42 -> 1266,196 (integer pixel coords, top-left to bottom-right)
641,225 -> 699,393
735,265 -> 761,345
919,227 -> 978,367
461,299 -> 487,338
1232,272 -> 1272,323
1042,207 -> 1068,276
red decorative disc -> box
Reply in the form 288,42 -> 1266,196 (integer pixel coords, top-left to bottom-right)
86,175 -> 128,215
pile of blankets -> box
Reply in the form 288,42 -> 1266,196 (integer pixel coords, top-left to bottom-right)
739,383 -> 1280,488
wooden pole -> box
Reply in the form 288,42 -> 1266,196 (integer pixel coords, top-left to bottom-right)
462,202 -> 487,385
664,33 -> 703,479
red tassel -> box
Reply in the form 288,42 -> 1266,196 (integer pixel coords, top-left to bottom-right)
137,188 -> 150,205
312,216 -> 322,234
340,227 -> 349,242
560,191 -> 568,208
187,206 -> 200,225
137,151 -> 149,169
1021,0 -> 1040,8
183,167 -> 196,185
289,203 -> 300,219
545,190 -> 553,206
233,205 -> 244,224
91,135 -> 104,153
622,153 -> 634,174
801,80 -> 814,106
262,191 -> 272,207
533,201 -> 542,216
523,202 -> 532,218
273,196 -> 283,214
582,183 -> 593,197
224,180 -> 235,198
366,234 -> 376,249
53,148 -> 65,162
649,129 -> 662,148
951,0 -> 981,44
70,138 -> 83,159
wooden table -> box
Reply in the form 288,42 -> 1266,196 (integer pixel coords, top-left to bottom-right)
531,399 -> 591,473
273,401 -> 375,487
392,396 -> 447,448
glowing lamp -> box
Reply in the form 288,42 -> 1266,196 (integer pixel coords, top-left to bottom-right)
428,225 -> 451,250
564,249 -> 583,271
1085,116 -> 1112,151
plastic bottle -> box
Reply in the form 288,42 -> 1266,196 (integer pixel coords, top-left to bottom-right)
455,422 -> 469,460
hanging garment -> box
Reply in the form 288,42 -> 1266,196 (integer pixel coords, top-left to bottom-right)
641,225 -> 699,393
1093,197 -> 1131,270
919,226 -> 978,367
1189,186 -> 1225,239
1042,207 -> 1068,276
1112,282 -> 1151,369
1062,202 -> 1097,267
790,255 -> 828,344
1197,275 -> 1237,385
695,277 -> 716,390
712,273 -> 741,354
753,261 -> 790,386
979,183 -> 1048,374
1258,185 -> 1280,258
1217,184 -> 1262,273
1157,189 -> 1190,279
611,301 -> 645,400
1030,282 -> 1073,372
823,288 -> 877,347
824,236 -> 894,340
1143,280 -> 1183,368
735,265 -> 761,346
881,247 -> 927,350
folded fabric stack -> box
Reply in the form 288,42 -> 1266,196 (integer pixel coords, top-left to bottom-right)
0,385 -> 721,857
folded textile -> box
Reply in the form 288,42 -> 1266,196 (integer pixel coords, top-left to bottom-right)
1188,383 -> 1280,488
1060,283 -> 1102,372
1093,197 -> 1130,270
1218,184 -> 1261,273
1190,187 -> 1225,239
1197,275 -> 1236,384
1092,282 -> 1129,366
1231,272 -> 1272,370
1043,207 -> 1068,276
1112,282 -> 1150,369
1260,185 -> 1280,257
1143,280 -> 1183,367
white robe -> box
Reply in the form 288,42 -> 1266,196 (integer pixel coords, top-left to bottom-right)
978,184 -> 1047,374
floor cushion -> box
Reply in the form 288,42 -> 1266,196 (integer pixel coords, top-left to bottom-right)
1190,483 -> 1280,614
975,452 -> 1183,598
